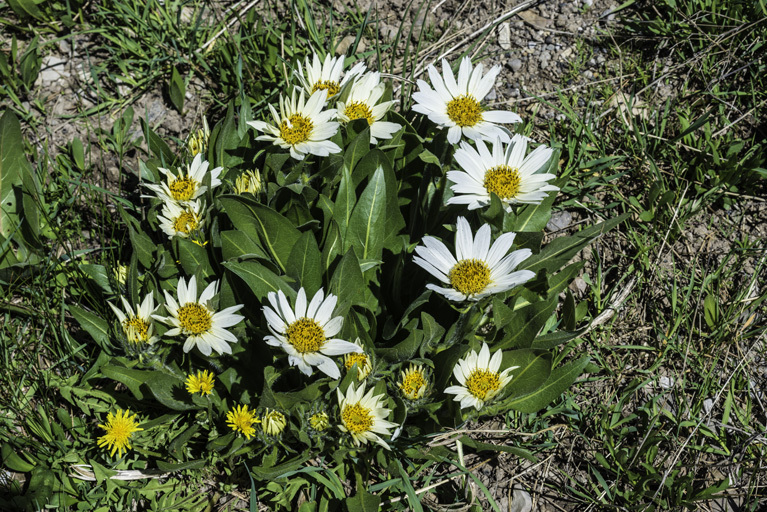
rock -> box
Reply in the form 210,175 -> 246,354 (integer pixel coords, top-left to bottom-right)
583,70 -> 593,79
508,58 -> 523,72
547,211 -> 572,232
498,22 -> 512,50
510,488 -> 533,512
583,0 -> 593,6
336,35 -> 356,56
485,88 -> 497,101
38,56 -> 68,84
659,376 -> 675,389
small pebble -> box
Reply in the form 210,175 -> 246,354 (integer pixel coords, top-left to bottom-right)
508,58 -> 523,72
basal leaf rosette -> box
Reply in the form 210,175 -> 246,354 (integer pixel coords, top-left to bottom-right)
154,276 -> 245,356
412,56 -> 522,144
247,88 -> 341,161
262,287 -> 362,379
447,135 -> 559,211
413,217 -> 535,301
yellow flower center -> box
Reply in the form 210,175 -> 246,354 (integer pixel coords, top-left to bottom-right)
172,210 -> 199,235
342,403 -> 373,434
483,165 -> 522,200
344,101 -> 374,125
344,353 -> 369,371
286,317 -> 325,353
399,368 -> 427,400
122,316 -> 150,344
446,94 -> 483,127
169,175 -> 197,201
262,410 -> 287,435
312,80 -> 340,97
465,369 -> 501,401
185,370 -> 215,395
448,259 -> 491,296
177,302 -> 212,336
279,113 -> 314,146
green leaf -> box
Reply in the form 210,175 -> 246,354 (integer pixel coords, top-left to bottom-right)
220,195 -> 301,272
80,264 -> 114,294
344,124 -> 372,172
221,230 -> 267,261
704,293 -> 718,329
174,237 -> 212,278
168,66 -> 185,113
7,0 -> 44,21
334,166 -> 355,239
521,214 -> 629,274
100,365 -> 145,400
506,356 -> 590,413
0,110 -> 25,238
497,296 -> 557,350
156,459 -> 205,471
286,231 -> 322,296
532,328 -> 586,349
505,192 -> 555,233
129,227 -> 155,269
1,443 -> 35,472
250,452 -> 311,480
394,460 -> 424,512
69,304 -> 110,346
499,349 -> 551,400
141,118 -> 175,166
346,166 -> 386,261
457,436 -> 537,462
345,473 -> 381,512
224,260 -> 296,302
329,248 -> 365,314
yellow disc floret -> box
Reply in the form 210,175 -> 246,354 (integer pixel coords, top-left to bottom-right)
483,165 -> 522,200
446,94 -> 483,127
185,370 -> 215,395
465,369 -> 501,401
280,114 -> 314,146
177,303 -> 212,336
344,101 -> 374,125
341,403 -> 374,434
168,175 -> 198,201
398,364 -> 428,400
172,210 -> 199,235
448,259 -> 492,296
286,318 -> 326,353
122,316 -> 151,344
310,412 -> 330,431
311,80 -> 341,97
226,404 -> 259,439
343,351 -> 372,380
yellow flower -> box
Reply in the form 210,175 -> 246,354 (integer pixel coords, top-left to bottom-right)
226,404 -> 259,439
97,409 -> 143,457
309,411 -> 330,431
398,364 -> 429,400
185,370 -> 215,396
261,409 -> 287,436
343,339 -> 372,380
234,169 -> 262,195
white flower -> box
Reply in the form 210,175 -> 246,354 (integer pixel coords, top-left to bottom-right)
262,287 -> 362,379
108,293 -> 159,345
337,71 -> 401,145
413,217 -> 535,301
157,199 -> 205,239
154,276 -> 245,356
337,383 -> 398,449
447,135 -> 558,211
412,57 -> 522,144
444,343 -> 517,411
144,153 -> 222,203
247,89 -> 341,161
295,52 -> 366,100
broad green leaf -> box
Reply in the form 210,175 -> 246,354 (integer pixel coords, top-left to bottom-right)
499,349 -> 551,399
532,328 -> 586,349
345,473 -> 381,512
7,0 -> 44,20
334,166 -> 355,238
143,370 -> 199,411
69,304 -> 110,346
321,221 -> 342,271
505,192 -> 555,233
221,230 -> 267,261
286,231 -> 322,296
128,226 -> 155,269
497,295 -> 557,350
168,66 -> 185,113
156,459 -> 205,471
521,214 -> 629,274
0,110 -> 24,238
457,436 -> 537,462
250,452 -> 311,480
174,237 -> 212,278
80,264 -> 113,294
220,195 -> 301,272
506,355 -> 590,413
1,443 -> 35,472
377,328 -> 423,363
329,248 -> 364,314
140,118 -> 175,166
704,293 -> 718,329
224,260 -> 296,302
346,166 -> 386,261
100,365 -> 145,400
343,124 -> 371,173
